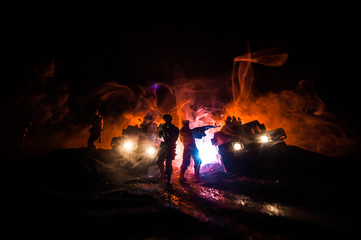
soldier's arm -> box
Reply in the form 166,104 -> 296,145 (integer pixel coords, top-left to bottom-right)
157,124 -> 163,138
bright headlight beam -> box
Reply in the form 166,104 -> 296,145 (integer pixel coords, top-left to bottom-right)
146,146 -> 156,156
260,135 -> 270,143
233,142 -> 243,151
123,141 -> 134,151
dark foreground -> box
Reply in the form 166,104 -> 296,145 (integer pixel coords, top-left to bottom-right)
5,146 -> 359,239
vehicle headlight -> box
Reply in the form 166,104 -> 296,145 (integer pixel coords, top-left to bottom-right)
123,140 -> 135,151
146,146 -> 157,156
259,135 -> 271,143
232,142 -> 244,151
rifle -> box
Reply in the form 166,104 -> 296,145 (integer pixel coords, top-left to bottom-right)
191,124 -> 220,139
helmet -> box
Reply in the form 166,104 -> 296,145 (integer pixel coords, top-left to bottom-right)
163,114 -> 173,121
182,120 -> 190,125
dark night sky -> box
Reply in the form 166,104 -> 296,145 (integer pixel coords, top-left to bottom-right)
2,2 -> 360,139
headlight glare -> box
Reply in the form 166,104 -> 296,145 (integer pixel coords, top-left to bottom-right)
260,135 -> 271,143
123,140 -> 135,151
146,146 -> 156,156
232,142 -> 244,151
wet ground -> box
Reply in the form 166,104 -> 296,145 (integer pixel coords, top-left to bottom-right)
5,147 -> 359,239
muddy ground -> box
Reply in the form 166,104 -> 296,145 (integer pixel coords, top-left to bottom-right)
5,146 -> 359,239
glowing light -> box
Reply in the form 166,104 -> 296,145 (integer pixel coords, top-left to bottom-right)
232,142 -> 243,151
146,146 -> 156,156
260,135 -> 270,143
123,141 -> 134,151
196,138 -> 220,165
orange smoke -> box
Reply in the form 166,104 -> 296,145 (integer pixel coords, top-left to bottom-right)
21,50 -> 360,159
71,49 -> 359,158
225,49 -> 359,157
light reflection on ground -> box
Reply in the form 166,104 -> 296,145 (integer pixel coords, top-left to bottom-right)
126,175 -> 328,228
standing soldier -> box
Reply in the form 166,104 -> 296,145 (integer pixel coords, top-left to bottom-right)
156,114 -> 179,185
179,120 -> 202,183
87,109 -> 103,151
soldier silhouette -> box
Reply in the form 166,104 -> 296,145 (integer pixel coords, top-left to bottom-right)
87,109 -> 103,151
179,120 -> 202,183
156,114 -> 179,185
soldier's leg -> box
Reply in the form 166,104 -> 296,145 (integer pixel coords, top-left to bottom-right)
191,147 -> 202,179
156,148 -> 166,179
179,146 -> 191,183
87,133 -> 96,150
165,157 -> 173,184
165,147 -> 176,184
